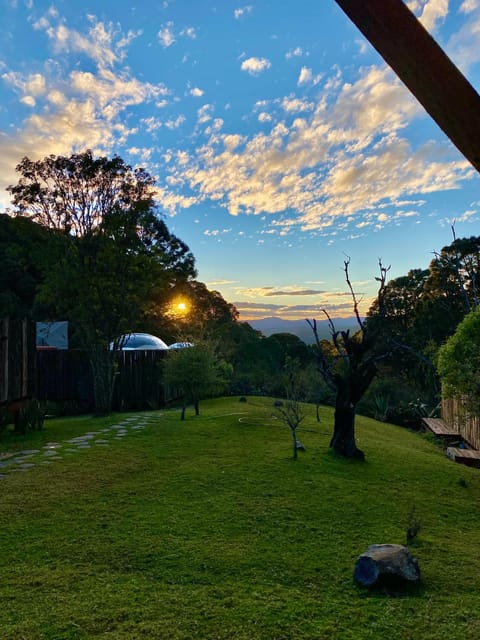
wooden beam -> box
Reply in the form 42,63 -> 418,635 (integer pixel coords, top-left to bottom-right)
333,0 -> 480,174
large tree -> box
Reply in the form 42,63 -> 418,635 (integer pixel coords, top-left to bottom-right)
8,151 -> 196,414
0,214 -> 52,319
365,233 -> 480,416
308,259 -> 389,460
437,307 -> 480,414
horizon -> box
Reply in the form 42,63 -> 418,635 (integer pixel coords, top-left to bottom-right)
1,1 -> 479,321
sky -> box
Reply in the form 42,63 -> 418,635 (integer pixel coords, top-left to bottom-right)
1,0 -> 480,322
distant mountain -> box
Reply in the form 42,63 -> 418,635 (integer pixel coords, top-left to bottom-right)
247,316 -> 360,344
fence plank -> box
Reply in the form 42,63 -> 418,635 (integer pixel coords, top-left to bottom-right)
36,349 -> 170,412
442,396 -> 480,450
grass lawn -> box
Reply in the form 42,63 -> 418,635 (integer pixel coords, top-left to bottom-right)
1,396 -> 479,639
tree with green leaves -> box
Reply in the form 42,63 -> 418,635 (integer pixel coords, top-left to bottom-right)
163,343 -> 230,420
0,214 -> 52,319
437,308 -> 480,414
8,151 -> 196,415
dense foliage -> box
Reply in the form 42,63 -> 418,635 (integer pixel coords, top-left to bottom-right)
437,307 -> 480,412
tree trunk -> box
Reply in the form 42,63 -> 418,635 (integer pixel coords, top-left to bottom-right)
89,349 -> 115,416
181,405 -> 186,421
194,400 -> 199,416
330,389 -> 365,460
292,429 -> 298,460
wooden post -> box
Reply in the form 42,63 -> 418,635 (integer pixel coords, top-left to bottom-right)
334,0 -> 480,174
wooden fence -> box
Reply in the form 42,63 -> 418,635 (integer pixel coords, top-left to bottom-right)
442,396 -> 480,450
36,349 -> 171,412
0,317 -> 36,406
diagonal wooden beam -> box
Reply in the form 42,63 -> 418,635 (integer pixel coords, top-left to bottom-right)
334,0 -> 480,174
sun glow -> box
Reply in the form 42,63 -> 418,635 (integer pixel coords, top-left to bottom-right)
168,298 -> 190,318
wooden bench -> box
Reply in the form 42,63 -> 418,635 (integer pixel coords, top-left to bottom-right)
421,417 -> 459,437
446,447 -> 480,468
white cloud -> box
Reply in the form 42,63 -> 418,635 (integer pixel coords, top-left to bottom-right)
2,71 -> 46,96
258,112 -> 273,122
286,46 -> 303,59
180,26 -> 196,39
241,57 -> 271,75
33,14 -> 140,69
0,14 -> 164,208
234,6 -> 253,19
446,4 -> 480,72
158,22 -> 175,47
416,0 -> 448,32
141,116 -> 162,133
297,66 -> 321,86
281,96 -> 313,113
190,87 -> 204,97
159,64 -> 473,232
197,103 -> 213,124
20,95 -> 35,106
460,0 -> 479,13
165,115 -> 185,130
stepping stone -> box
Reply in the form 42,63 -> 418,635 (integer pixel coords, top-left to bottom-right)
44,450 -> 61,457
77,444 -> 91,449
43,444 -> 62,450
94,439 -> 109,444
64,449 -> 78,454
19,449 -> 40,455
85,431 -> 101,436
19,463 -> 35,469
0,474 -> 7,479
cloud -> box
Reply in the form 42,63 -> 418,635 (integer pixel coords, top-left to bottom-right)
234,6 -> 253,19
180,26 -> 196,39
233,299 -> 364,320
415,0 -> 449,32
159,63 -> 473,232
158,22 -> 175,47
297,66 -> 321,86
33,12 -> 141,69
286,46 -> 303,59
241,57 -> 271,75
281,97 -> 313,113
445,4 -> 480,72
236,285 -> 326,297
264,289 -> 326,296
460,0 -> 478,13
190,87 -> 204,97
258,112 -> 273,122
0,13 -> 165,207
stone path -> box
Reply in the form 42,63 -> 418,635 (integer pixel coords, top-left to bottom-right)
0,413 -> 162,480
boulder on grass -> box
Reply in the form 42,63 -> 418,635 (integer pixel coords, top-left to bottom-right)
354,544 -> 420,587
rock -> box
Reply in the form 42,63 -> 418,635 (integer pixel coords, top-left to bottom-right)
354,544 -> 420,587
295,440 -> 306,451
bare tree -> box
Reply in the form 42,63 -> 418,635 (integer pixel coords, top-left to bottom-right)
307,259 -> 390,460
276,357 -> 306,460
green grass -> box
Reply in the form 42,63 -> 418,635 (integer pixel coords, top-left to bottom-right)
1,397 -> 479,639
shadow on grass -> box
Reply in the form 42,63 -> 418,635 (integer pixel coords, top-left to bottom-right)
356,576 -> 426,599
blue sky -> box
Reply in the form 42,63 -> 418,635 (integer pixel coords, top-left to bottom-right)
1,0 -> 480,321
